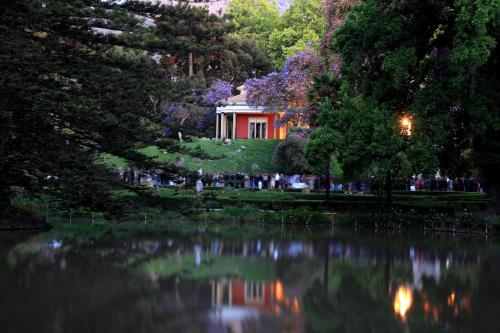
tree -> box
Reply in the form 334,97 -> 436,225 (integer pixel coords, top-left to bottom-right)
222,37 -> 273,82
269,0 -> 326,68
320,0 -> 361,69
0,0 -> 165,213
273,132 -> 311,175
321,0 -> 498,210
305,123 -> 341,206
226,0 -> 280,51
227,0 -> 326,69
245,51 -> 323,127
0,0 -> 263,216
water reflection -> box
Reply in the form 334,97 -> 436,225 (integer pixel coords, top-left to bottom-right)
209,279 -> 302,333
393,285 -> 413,320
0,228 -> 499,333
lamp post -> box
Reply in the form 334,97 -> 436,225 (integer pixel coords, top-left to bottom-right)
400,115 -> 412,136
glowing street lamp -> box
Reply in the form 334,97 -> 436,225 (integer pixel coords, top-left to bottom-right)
400,115 -> 412,136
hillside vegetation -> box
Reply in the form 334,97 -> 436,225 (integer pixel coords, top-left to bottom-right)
102,140 -> 281,174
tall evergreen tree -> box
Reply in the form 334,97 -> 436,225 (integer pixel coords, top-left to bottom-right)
0,0 -> 271,217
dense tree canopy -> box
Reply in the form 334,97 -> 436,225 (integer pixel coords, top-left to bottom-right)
226,0 -> 281,51
1,0 -> 161,211
314,0 -> 499,206
245,51 -> 324,126
227,0 -> 326,68
268,0 -> 326,68
0,0 -> 271,213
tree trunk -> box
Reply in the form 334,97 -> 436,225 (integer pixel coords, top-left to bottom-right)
378,183 -> 382,209
325,154 -> 331,208
188,52 -> 193,77
323,241 -> 330,291
484,181 -> 500,218
0,185 -> 11,212
385,169 -> 392,211
384,247 -> 392,293
129,168 -> 135,185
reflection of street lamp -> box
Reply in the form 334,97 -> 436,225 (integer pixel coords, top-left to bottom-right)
400,115 -> 412,136
394,285 -> 413,320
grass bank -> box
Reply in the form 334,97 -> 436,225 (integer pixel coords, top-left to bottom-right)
100,139 -> 281,174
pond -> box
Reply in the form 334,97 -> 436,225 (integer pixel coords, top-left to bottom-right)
0,224 -> 499,333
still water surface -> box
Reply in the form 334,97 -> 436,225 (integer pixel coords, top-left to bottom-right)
0,224 -> 499,333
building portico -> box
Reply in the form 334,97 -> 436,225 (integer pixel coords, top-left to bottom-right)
215,86 -> 287,140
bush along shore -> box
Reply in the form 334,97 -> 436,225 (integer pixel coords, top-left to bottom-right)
0,208 -> 51,231
4,187 -> 499,234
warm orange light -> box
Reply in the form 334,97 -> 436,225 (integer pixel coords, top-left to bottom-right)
423,301 -> 431,313
275,280 -> 284,302
394,286 -> 413,320
400,115 -> 412,136
292,297 -> 300,313
447,291 -> 456,306
432,307 -> 439,321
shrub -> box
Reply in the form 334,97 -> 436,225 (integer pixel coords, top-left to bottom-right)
272,133 -> 310,174
282,207 -> 329,224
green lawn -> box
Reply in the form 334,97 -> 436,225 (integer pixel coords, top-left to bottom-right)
100,139 -> 280,174
98,153 -> 128,169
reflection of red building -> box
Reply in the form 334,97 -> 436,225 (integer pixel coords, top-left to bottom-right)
215,86 -> 287,140
231,281 -> 272,309
211,279 -> 272,309
211,279 -> 299,313
210,278 -> 301,333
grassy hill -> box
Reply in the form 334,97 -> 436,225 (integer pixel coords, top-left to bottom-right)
101,139 -> 281,174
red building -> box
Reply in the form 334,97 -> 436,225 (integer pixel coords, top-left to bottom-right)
215,86 -> 287,140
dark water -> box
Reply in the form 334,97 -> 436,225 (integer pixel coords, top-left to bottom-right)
1,225 -> 499,333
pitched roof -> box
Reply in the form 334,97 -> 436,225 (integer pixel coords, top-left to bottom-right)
225,94 -> 247,103
221,84 -> 247,104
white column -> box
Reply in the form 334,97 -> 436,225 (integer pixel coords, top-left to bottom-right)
232,112 -> 236,140
221,113 -> 225,139
215,113 -> 219,139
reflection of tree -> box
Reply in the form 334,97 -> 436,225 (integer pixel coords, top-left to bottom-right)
469,253 -> 500,333
302,253 -> 483,333
274,258 -> 322,285
303,251 -> 400,333
3,231 -> 495,333
0,250 -> 214,333
323,242 -> 329,290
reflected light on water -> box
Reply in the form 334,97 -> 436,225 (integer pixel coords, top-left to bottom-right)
292,297 -> 300,314
275,280 -> 284,302
394,286 -> 413,320
447,291 -> 456,306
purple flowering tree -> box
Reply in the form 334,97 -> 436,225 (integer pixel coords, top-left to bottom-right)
202,80 -> 234,105
162,80 -> 235,138
245,52 -> 323,127
197,80 -> 235,134
320,0 -> 360,71
163,102 -> 206,138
